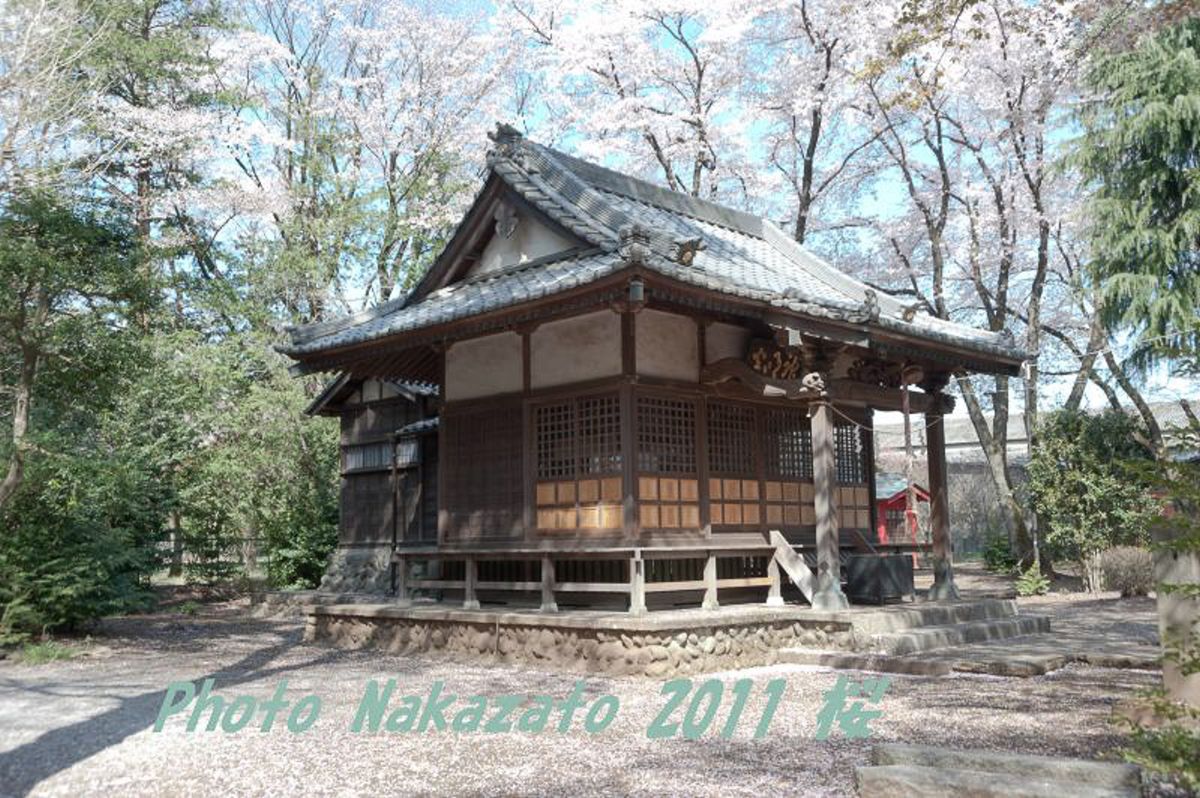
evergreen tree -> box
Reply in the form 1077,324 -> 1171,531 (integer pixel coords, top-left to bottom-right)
1072,19 -> 1200,370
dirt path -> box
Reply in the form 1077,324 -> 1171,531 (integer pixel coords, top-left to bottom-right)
0,595 -> 1162,798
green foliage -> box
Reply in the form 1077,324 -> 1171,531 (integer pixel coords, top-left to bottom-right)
106,330 -> 340,589
170,601 -> 201,616
1028,410 -> 1160,591
0,447 -> 164,643
1120,692 -> 1200,792
1073,18 -> 1200,368
982,533 -> 1019,573
17,640 -> 79,665
1100,546 -> 1155,597
1015,562 -> 1050,597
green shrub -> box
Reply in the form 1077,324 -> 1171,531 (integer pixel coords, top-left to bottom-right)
0,451 -> 164,643
1016,562 -> 1050,596
1028,410 -> 1160,591
18,640 -> 79,665
983,533 -> 1019,573
1120,692 -> 1200,792
1100,546 -> 1155,597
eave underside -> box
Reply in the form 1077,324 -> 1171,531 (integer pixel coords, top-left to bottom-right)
288,270 -> 1023,387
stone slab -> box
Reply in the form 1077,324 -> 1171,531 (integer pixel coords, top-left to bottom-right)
915,632 -> 1161,677
777,647 -> 951,676
871,743 -> 1142,790
855,764 -> 1137,798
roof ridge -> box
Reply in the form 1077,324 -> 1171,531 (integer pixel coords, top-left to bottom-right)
759,220 -> 903,313
441,245 -> 606,290
288,289 -> 413,346
532,143 -> 766,237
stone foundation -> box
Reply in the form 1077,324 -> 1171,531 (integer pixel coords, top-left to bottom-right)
304,605 -> 864,678
317,545 -> 393,595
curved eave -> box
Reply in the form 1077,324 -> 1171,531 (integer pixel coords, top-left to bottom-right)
280,265 -> 1026,380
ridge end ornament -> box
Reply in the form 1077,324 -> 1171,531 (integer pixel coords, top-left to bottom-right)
673,237 -> 706,266
485,122 -> 534,170
494,204 -> 518,239
861,288 -> 880,322
618,224 -> 653,266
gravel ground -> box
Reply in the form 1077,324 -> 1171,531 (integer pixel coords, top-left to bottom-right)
0,593 -> 1161,798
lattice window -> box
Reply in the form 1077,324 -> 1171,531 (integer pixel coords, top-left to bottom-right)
835,423 -> 871,530
342,441 -> 393,472
578,394 -> 622,475
707,401 -> 760,528
535,393 -> 623,531
636,396 -> 696,474
443,404 -> 524,539
637,395 -> 700,529
707,402 -> 755,474
761,407 -> 815,528
835,424 -> 867,484
763,408 -> 813,480
535,401 -> 575,480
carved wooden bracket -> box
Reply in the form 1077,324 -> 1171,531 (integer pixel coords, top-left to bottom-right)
701,358 -> 825,400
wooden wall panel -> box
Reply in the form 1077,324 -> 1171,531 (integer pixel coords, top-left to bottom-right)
442,401 -> 524,540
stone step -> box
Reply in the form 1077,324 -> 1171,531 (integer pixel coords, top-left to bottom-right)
855,764 -> 1139,798
870,615 -> 1051,656
846,599 -> 1019,636
870,744 -> 1142,791
776,647 -> 952,676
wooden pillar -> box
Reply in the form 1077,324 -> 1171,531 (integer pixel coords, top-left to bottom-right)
540,555 -> 558,613
629,550 -> 647,616
462,556 -> 480,610
810,400 -> 849,610
864,410 -> 879,545
924,407 -> 960,600
620,384 -> 638,538
702,552 -> 719,610
393,553 -> 411,606
766,555 -> 784,606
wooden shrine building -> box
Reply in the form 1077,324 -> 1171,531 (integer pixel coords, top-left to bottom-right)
282,125 -> 1026,613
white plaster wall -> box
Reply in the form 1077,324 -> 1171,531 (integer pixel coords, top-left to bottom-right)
636,309 -> 698,382
357,379 -> 399,402
472,207 -> 576,277
445,331 -> 523,400
531,311 -> 621,389
705,321 -> 751,363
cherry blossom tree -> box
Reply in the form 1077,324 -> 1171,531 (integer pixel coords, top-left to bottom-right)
851,0 -> 1128,559
506,0 -> 765,206
0,0 -> 113,188
745,0 -> 898,244
219,0 -> 519,320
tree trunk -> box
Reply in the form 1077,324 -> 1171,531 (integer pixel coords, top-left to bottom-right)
168,510 -> 184,577
1083,551 -> 1104,594
957,374 -> 1034,562
0,343 -> 38,510
1105,350 -> 1167,459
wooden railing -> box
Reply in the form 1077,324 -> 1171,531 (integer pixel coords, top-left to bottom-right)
392,544 -> 779,616
391,538 -> 929,615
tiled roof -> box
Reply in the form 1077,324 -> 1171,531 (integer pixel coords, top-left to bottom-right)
283,126 -> 1026,366
396,417 -> 439,437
